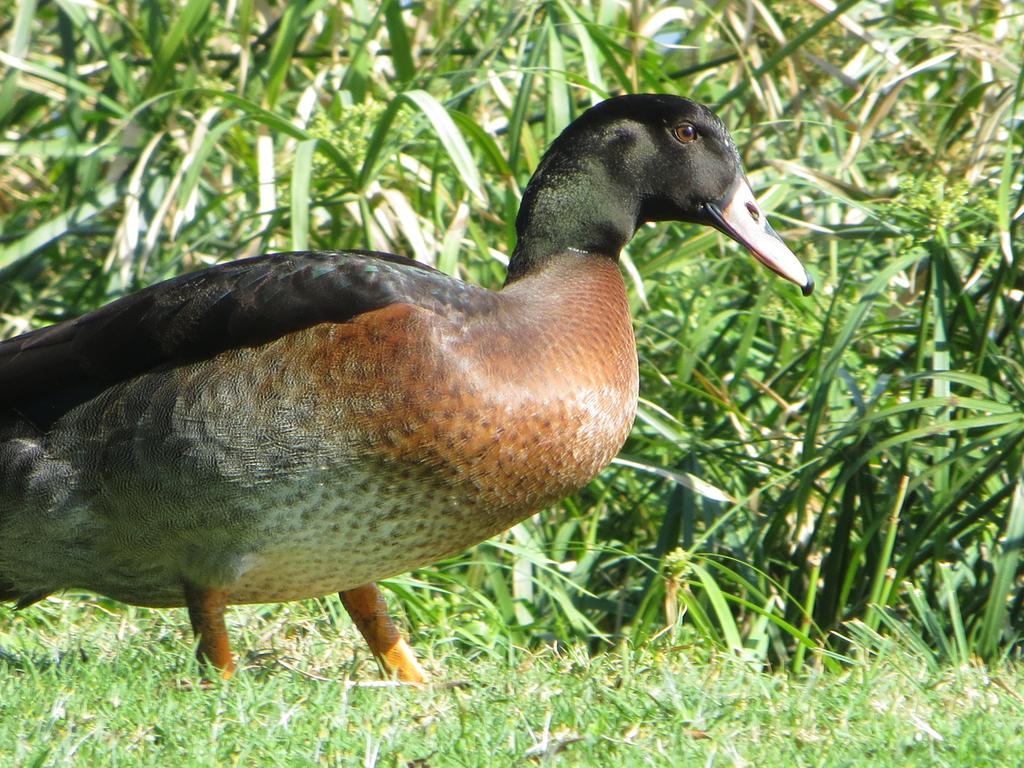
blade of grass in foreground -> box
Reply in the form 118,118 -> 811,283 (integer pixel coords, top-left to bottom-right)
978,465 -> 1024,661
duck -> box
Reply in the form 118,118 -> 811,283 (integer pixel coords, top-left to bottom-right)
0,94 -> 812,683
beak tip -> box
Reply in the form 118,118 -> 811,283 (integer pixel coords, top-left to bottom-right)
800,273 -> 815,296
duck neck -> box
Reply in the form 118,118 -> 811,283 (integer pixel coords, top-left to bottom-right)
504,157 -> 640,285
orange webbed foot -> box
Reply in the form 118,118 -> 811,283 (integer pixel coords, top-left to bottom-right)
339,583 -> 427,684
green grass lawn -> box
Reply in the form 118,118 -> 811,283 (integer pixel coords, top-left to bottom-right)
2,598 -> 1021,766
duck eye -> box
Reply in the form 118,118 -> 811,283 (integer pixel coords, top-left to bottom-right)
673,123 -> 698,143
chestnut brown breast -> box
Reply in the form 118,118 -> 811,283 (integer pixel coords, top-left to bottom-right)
327,253 -> 639,522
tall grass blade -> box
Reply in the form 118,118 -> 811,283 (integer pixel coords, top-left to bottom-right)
401,90 -> 484,201
978,465 -> 1024,661
0,0 -> 37,124
146,0 -> 214,98
290,139 -> 315,251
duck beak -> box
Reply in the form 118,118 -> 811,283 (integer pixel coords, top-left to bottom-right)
703,178 -> 814,296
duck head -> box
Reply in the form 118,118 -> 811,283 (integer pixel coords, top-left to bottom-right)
510,94 -> 813,296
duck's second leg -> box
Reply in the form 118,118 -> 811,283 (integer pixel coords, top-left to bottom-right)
184,583 -> 236,679
339,583 -> 426,683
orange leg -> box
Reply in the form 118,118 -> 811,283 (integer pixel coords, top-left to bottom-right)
339,583 -> 426,683
184,583 -> 236,679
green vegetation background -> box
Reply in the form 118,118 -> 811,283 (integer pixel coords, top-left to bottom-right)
0,1 -> 1021,764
